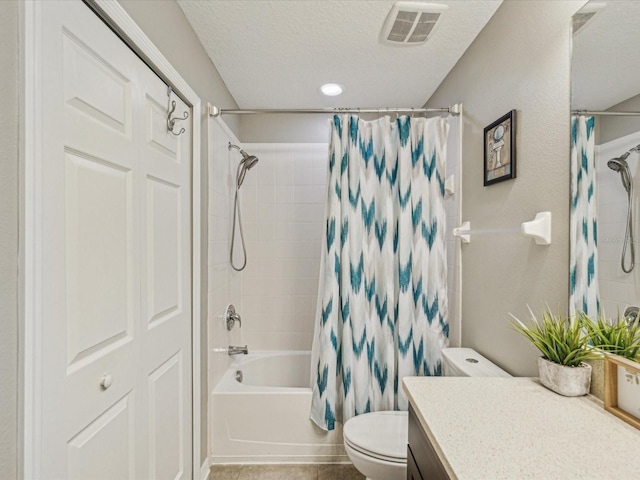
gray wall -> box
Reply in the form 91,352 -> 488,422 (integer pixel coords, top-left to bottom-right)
427,0 -> 585,376
0,1 -> 19,478
240,113 -> 330,143
240,112 -> 389,143
117,0 -> 240,466
598,93 -> 640,144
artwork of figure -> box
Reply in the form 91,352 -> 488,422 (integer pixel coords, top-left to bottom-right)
484,110 -> 516,185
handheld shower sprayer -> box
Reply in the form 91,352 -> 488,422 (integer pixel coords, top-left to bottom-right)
229,143 -> 259,188
607,145 -> 639,273
228,143 -> 259,271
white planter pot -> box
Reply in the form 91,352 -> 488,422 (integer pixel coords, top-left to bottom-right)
538,357 -> 592,397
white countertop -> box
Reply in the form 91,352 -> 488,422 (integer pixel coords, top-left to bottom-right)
403,377 -> 640,480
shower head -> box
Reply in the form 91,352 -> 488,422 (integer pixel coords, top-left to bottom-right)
236,157 -> 258,187
608,153 -> 632,193
242,154 -> 259,170
229,143 -> 259,188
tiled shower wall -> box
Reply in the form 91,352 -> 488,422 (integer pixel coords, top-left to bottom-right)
596,131 -> 640,317
208,118 -> 243,391
238,143 -> 329,351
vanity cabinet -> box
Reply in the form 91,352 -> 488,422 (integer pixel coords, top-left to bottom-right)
403,377 -> 640,479
407,404 -> 449,480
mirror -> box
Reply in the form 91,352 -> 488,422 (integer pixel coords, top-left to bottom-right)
571,1 -> 640,320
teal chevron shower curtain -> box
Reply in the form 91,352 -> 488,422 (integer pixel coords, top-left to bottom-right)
310,115 -> 449,431
570,115 -> 599,319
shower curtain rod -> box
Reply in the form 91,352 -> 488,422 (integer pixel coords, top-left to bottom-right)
572,110 -> 640,117
208,104 -> 461,117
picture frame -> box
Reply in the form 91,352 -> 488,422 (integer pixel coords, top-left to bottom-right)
484,110 -> 516,186
604,354 -> 640,430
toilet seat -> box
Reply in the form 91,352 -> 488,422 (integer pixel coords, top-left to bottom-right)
343,411 -> 408,463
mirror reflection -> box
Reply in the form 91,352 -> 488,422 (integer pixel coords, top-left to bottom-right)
571,0 -> 640,321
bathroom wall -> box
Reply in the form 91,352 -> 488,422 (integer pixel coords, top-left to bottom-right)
427,0 -> 586,376
241,115 -> 331,143
0,2 -> 19,477
445,115 -> 463,347
207,118 -> 244,404
118,0 -> 240,464
239,143 -> 329,351
599,94 -> 640,145
596,131 -> 640,316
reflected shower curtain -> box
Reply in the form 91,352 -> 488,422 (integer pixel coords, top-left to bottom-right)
310,115 -> 449,431
570,115 -> 599,319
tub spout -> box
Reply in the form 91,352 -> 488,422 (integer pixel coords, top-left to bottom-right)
228,345 -> 248,356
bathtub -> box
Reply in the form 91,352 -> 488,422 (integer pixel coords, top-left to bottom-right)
211,351 -> 347,464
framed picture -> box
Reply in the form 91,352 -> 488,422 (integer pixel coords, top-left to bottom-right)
484,110 -> 516,186
604,354 -> 640,430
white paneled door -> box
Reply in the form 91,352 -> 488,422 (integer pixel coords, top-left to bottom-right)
39,2 -> 192,478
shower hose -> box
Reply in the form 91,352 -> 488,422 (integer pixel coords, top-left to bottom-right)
621,182 -> 635,273
230,170 -> 248,272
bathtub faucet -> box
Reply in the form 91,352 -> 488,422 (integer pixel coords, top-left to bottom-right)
228,345 -> 248,356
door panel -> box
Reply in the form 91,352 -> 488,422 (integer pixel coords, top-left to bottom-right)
40,2 -> 192,478
149,352 -> 185,480
67,394 -> 136,480
65,149 -> 134,370
146,176 -> 182,328
62,30 -> 132,137
139,68 -> 192,477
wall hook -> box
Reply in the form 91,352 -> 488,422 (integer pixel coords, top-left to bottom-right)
167,86 -> 189,136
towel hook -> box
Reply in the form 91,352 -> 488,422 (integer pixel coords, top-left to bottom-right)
167,86 -> 189,136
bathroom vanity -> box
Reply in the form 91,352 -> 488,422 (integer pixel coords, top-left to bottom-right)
403,377 -> 640,479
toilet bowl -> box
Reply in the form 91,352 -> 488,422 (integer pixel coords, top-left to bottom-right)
343,411 -> 407,480
343,348 -> 511,480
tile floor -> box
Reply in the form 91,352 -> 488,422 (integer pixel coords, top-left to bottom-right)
208,463 -> 365,480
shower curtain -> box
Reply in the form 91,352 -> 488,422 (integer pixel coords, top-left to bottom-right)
310,114 -> 449,431
570,115 -> 599,319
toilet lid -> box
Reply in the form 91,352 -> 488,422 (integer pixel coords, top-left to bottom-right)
343,411 -> 408,461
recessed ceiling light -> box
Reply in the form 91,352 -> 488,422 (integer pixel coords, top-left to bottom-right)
320,83 -> 343,96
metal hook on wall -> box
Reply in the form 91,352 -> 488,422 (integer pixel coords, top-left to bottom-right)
167,86 -> 189,136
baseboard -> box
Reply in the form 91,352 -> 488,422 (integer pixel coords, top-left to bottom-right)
200,457 -> 211,480
210,454 -> 350,464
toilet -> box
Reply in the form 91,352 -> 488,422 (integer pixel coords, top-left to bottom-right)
343,348 -> 511,480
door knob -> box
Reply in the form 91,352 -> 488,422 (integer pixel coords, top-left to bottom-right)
100,374 -> 113,390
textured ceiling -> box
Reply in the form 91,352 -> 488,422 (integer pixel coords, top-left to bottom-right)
572,1 -> 640,110
177,0 -> 502,109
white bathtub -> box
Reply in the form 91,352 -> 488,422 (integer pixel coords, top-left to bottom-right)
211,351 -> 347,464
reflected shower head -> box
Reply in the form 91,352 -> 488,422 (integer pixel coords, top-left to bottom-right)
229,143 -> 259,188
608,152 -> 632,193
607,152 -> 630,172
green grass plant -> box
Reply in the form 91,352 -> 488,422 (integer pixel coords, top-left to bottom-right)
579,311 -> 640,361
510,307 -> 597,367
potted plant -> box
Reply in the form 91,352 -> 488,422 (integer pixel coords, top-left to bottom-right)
579,311 -> 640,421
510,307 -> 597,396
579,311 -> 640,361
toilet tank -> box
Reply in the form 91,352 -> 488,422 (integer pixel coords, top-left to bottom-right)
442,348 -> 511,377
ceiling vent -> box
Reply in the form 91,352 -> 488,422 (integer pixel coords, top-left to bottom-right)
381,2 -> 448,46
573,2 -> 606,35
